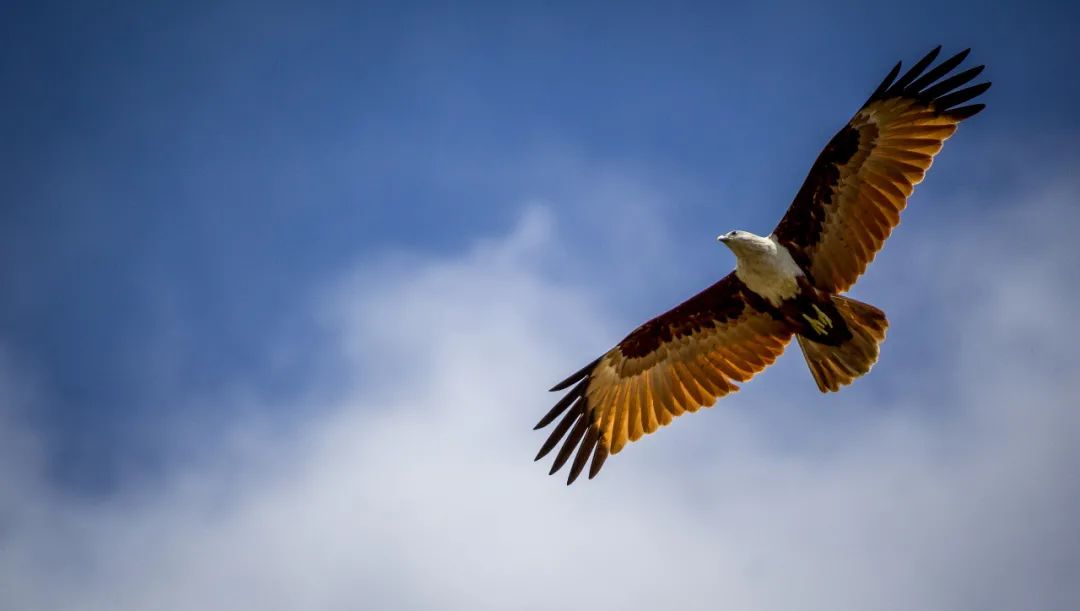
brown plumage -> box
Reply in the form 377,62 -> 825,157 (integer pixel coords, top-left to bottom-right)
535,47 -> 989,484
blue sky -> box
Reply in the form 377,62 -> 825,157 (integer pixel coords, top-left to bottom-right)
2,2 -> 1080,609
5,0 -> 1078,492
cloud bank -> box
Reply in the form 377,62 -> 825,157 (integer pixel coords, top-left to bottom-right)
1,179 -> 1078,611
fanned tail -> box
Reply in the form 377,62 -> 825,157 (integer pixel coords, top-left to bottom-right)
797,295 -> 889,392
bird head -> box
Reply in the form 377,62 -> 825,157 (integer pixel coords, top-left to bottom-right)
717,230 -> 771,256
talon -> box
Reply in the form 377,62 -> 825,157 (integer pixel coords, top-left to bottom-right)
811,305 -> 834,329
802,314 -> 827,335
802,306 -> 834,336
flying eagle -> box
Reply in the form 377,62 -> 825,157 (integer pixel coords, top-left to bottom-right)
534,47 -> 990,484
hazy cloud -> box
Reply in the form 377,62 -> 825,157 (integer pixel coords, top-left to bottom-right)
1,178 -> 1078,611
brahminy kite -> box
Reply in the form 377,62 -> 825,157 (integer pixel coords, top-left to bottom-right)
535,47 -> 990,484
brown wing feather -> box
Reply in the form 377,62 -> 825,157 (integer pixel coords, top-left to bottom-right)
534,273 -> 793,484
774,47 -> 991,293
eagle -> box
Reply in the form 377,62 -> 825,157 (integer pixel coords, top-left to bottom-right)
534,47 -> 990,484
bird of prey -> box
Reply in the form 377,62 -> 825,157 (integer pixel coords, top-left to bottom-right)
534,47 -> 990,484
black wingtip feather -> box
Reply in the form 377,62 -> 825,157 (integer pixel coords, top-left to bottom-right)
567,426 -> 600,485
549,357 -> 600,392
537,355 -> 608,483
933,81 -> 991,111
890,46 -> 941,93
865,48 -> 989,120
549,412 -> 589,475
588,444 -> 609,479
534,378 -> 588,430
946,102 -> 987,120
534,397 -> 583,461
868,60 -> 902,102
920,65 -> 985,101
905,48 -> 971,94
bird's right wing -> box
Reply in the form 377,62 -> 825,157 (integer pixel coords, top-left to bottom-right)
534,273 -> 793,484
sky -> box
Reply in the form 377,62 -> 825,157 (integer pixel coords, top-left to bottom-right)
2,1 -> 1079,609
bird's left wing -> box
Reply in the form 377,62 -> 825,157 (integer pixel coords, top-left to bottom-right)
534,273 -> 793,484
773,47 -> 991,293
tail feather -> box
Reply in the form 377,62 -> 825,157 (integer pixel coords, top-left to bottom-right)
797,295 -> 889,392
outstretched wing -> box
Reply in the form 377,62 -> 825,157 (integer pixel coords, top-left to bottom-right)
534,273 -> 793,484
774,47 -> 991,293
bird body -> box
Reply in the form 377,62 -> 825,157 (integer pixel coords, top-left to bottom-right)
535,47 -> 990,484
721,230 -> 862,349
723,231 -> 804,306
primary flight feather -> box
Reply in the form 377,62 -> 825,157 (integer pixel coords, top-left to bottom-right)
534,47 -> 990,484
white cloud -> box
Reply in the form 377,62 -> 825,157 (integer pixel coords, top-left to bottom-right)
1,178 -> 1078,611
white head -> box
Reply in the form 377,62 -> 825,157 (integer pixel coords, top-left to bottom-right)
716,230 -> 774,258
